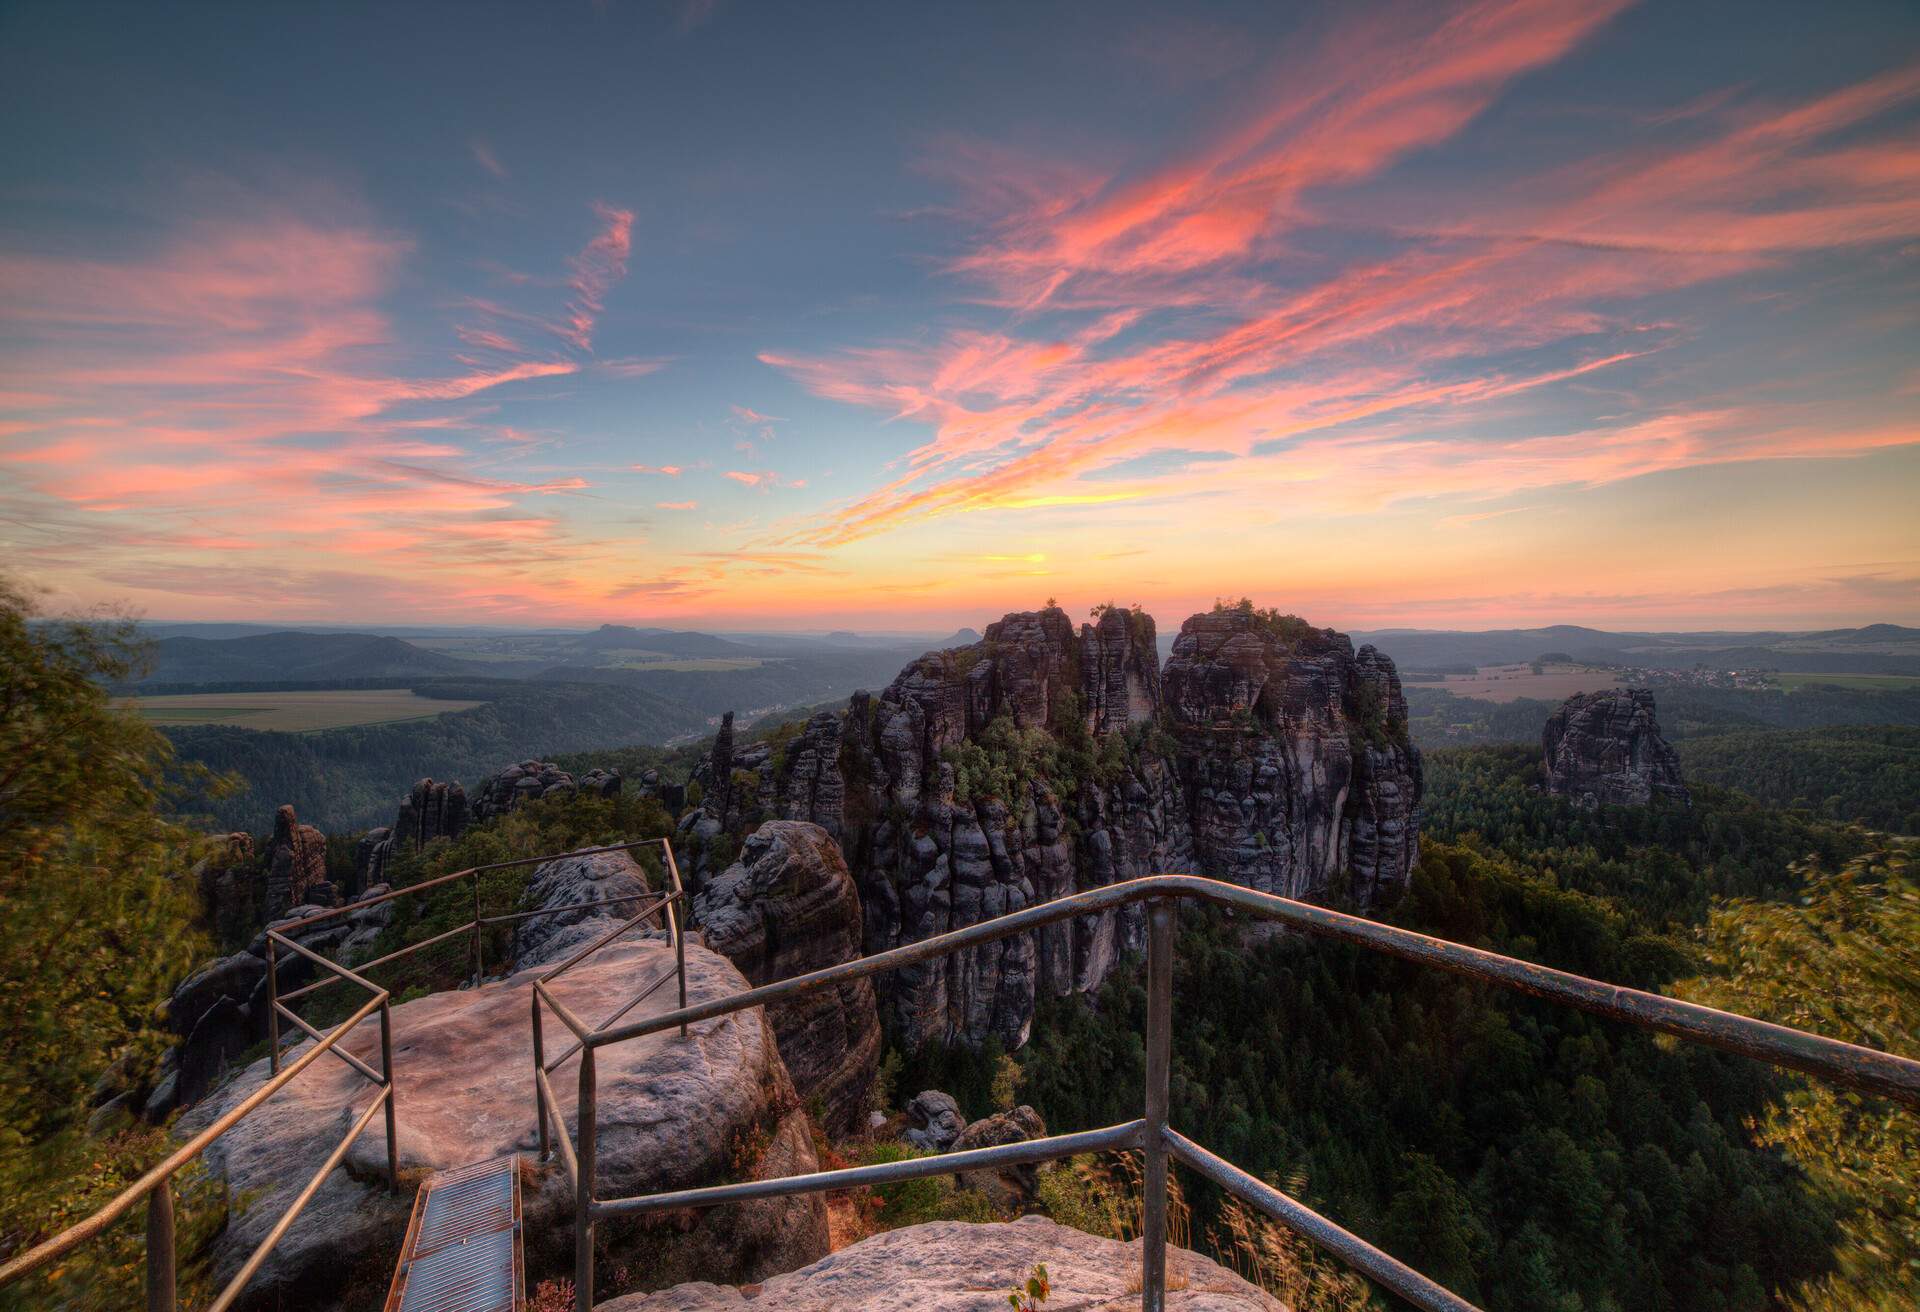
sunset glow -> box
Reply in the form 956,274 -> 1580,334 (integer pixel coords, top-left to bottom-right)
2,1 -> 1916,629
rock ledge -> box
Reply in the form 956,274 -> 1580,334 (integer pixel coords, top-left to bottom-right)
598,1216 -> 1286,1311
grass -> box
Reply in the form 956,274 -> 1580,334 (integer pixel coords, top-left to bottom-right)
126,689 -> 485,732
1772,672 -> 1920,691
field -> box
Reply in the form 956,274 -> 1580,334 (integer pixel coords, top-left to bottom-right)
1772,672 -> 1920,691
1434,662 -> 1621,703
128,689 -> 486,732
600,654 -> 766,671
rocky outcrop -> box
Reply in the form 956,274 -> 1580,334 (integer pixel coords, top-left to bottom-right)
180,937 -> 828,1310
683,603 -> 1419,1051
355,777 -> 469,891
472,759 -> 621,824
599,1216 -> 1286,1311
511,847 -> 653,968
1162,608 -> 1422,906
154,891 -> 395,1116
1542,689 -> 1690,809
264,805 -> 328,919
193,832 -> 258,941
692,822 -> 880,1134
903,1090 -> 967,1153
950,1104 -> 1047,1210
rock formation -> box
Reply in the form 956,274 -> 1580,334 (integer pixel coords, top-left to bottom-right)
599,1215 -> 1286,1311
903,1090 -> 967,1153
180,936 -> 828,1310
263,805 -> 328,918
692,821 -> 880,1134
155,890 -> 395,1116
472,758 -> 621,824
949,1104 -> 1047,1210
355,777 -> 469,891
1541,688 -> 1690,809
683,602 -> 1422,1051
512,847 -> 652,967
193,831 -> 258,941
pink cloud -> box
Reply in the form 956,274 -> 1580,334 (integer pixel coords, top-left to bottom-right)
722,469 -> 804,489
632,464 -> 684,475
656,500 -> 698,510
470,137 -> 508,180
765,15 -> 1920,548
562,203 -> 634,352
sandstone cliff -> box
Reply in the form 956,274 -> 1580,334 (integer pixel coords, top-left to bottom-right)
692,821 -> 881,1135
1541,688 -> 1690,809
264,804 -> 328,918
683,602 -> 1421,1050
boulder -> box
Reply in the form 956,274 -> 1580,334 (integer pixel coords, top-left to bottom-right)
512,848 -> 653,968
693,821 -> 880,1134
597,1215 -> 1286,1311
1542,689 -> 1690,809
179,938 -> 828,1310
950,1104 -> 1047,1210
903,1090 -> 966,1153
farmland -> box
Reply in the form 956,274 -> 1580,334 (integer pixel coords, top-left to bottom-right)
1430,662 -> 1621,703
128,689 -> 485,732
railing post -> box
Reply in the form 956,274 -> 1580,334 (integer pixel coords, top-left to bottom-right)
144,1181 -> 175,1312
672,901 -> 688,1040
266,937 -> 280,1076
1141,898 -> 1174,1312
379,999 -> 399,1192
575,1044 -> 597,1312
531,989 -> 550,1161
472,873 -> 484,988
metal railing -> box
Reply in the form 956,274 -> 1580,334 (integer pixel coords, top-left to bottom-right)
543,872 -> 1920,1312
530,841 -> 689,1311
0,836 -> 676,1312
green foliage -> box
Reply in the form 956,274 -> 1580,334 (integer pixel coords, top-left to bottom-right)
0,580 -> 224,1305
851,1142 -> 1001,1229
1211,597 -> 1321,646
1007,1262 -> 1050,1310
1681,845 -> 1920,1311
1674,726 -> 1920,834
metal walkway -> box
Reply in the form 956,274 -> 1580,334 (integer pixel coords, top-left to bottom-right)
384,1158 -> 523,1312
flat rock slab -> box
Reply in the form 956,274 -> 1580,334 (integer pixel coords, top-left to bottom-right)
598,1216 -> 1288,1311
183,937 -> 826,1310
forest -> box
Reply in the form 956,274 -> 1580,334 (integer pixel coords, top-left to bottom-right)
1002,749 -> 1913,1311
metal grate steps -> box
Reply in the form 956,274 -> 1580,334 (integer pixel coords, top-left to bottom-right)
384,1157 -> 522,1312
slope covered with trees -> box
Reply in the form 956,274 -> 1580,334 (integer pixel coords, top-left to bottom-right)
1010,745 -> 1901,1310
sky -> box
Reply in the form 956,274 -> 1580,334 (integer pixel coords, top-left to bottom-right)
2,0 -> 1917,633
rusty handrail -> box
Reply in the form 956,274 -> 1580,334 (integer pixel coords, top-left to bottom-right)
528,838 -> 691,1312
0,834 -> 669,1312
542,870 -> 1920,1312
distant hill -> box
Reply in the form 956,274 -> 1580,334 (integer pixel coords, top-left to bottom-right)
135,631 -> 478,687
935,627 -> 982,648
1354,624 -> 1920,676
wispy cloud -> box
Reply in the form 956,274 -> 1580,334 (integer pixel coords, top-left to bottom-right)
470,137 -> 508,180
562,202 -> 634,352
764,7 -> 1920,549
